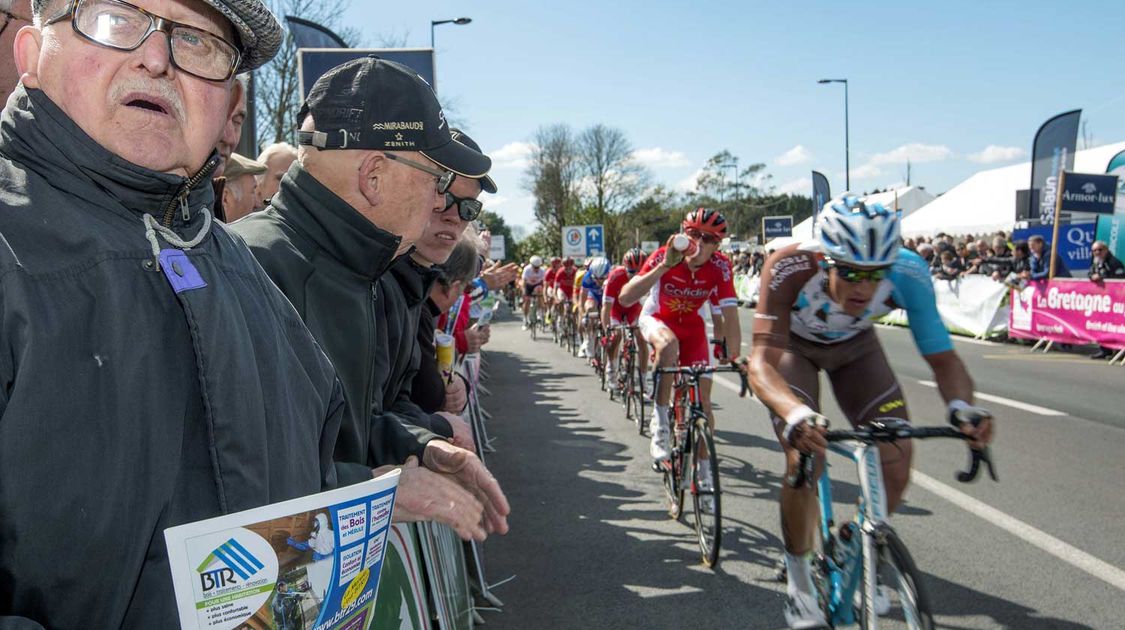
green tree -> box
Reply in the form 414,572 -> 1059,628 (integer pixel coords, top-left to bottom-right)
577,124 -> 651,258
524,124 -> 581,255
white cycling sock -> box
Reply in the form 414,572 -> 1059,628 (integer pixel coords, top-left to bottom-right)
785,552 -> 815,599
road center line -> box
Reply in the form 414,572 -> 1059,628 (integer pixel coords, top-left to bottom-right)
911,471 -> 1125,593
916,380 -> 1066,416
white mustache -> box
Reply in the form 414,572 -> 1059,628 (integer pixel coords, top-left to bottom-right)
109,79 -> 186,122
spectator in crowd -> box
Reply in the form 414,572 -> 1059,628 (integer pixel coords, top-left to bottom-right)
221,151 -> 267,222
214,71 -> 247,177
934,249 -> 964,280
903,236 -> 916,251
256,140 -> 298,209
0,0 -> 30,96
414,234 -> 484,414
1089,240 -> 1125,359
0,1 -> 357,626
916,242 -> 936,267
752,250 -> 765,275
231,57 -> 509,542
1028,234 -> 1050,280
992,235 -> 1011,258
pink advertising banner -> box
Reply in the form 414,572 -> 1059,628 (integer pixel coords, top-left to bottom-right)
1009,279 -> 1125,349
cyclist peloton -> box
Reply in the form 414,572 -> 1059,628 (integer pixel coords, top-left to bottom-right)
577,256 -> 612,358
601,248 -> 648,388
521,255 -> 547,330
553,257 -> 579,330
618,209 -> 742,476
744,194 -> 995,629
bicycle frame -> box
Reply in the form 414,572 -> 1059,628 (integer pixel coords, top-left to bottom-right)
818,440 -> 888,627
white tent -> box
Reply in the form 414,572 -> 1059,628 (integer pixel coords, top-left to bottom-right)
764,186 -> 936,250
901,141 -> 1125,238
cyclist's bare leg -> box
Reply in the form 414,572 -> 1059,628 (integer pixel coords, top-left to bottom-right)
648,327 -> 679,407
770,350 -> 822,555
636,332 -> 649,374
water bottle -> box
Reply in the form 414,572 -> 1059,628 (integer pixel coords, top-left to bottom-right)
671,233 -> 699,259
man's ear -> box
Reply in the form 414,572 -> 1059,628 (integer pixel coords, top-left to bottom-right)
356,152 -> 385,206
14,24 -> 44,89
221,182 -> 236,211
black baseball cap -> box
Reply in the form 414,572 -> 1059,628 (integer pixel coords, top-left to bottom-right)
296,56 -> 491,180
449,129 -> 498,194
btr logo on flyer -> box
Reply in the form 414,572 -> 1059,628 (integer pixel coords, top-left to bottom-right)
196,538 -> 265,592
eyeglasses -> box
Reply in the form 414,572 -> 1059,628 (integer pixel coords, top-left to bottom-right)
383,152 -> 456,195
831,263 -> 888,284
444,191 -> 483,222
0,7 -> 31,38
684,228 -> 721,245
45,0 -> 241,81
1092,247 -> 1107,253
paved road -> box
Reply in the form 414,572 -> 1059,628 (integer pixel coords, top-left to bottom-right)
475,308 -> 1124,629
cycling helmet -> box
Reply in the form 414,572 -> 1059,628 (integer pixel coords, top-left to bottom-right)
550,256 -> 561,267
622,248 -> 645,270
529,255 -> 543,268
682,207 -> 727,237
817,193 -> 901,267
563,257 -> 575,268
587,256 -> 611,279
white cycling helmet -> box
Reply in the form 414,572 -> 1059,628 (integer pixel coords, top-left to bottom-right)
587,256 -> 611,279
817,193 -> 901,267
529,255 -> 543,268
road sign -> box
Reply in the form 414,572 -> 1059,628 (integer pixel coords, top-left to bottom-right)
561,224 -> 605,257
762,215 -> 794,238
490,235 -> 506,261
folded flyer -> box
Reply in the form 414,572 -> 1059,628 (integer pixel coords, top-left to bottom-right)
165,470 -> 400,630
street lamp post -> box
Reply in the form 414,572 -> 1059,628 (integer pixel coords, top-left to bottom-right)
818,78 -> 849,191
431,17 -> 472,49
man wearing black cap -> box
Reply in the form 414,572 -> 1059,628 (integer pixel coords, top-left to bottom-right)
231,57 -> 510,543
0,0 -> 350,627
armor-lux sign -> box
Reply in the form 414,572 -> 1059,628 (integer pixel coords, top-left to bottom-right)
1060,172 -> 1119,215
762,216 -> 793,239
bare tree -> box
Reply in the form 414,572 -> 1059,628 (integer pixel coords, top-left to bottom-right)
577,125 -> 651,258
524,125 -> 581,255
254,0 -> 361,148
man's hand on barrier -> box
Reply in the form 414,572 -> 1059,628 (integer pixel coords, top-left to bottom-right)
466,324 -> 490,353
377,457 -> 486,541
441,375 -> 468,414
439,411 -> 476,453
423,440 -> 511,536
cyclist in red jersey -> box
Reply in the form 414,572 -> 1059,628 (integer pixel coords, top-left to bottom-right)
553,257 -> 578,323
601,248 -> 647,386
618,208 -> 742,465
543,257 -> 561,324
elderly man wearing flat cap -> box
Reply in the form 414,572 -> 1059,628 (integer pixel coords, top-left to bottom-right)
232,57 -> 511,546
0,2 -> 469,628
219,150 -> 266,221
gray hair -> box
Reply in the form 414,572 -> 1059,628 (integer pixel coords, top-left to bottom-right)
258,141 -> 297,164
438,235 -> 483,287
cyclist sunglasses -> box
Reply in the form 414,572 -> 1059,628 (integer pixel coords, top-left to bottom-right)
45,0 -> 241,82
831,263 -> 889,283
444,191 -> 483,221
684,228 -> 721,245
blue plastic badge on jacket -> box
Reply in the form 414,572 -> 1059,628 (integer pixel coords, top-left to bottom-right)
159,249 -> 207,294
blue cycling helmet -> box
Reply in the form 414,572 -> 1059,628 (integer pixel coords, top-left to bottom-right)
587,256 -> 611,279
817,193 -> 901,267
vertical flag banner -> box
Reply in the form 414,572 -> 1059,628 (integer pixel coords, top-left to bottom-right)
285,16 -> 349,49
1107,149 -> 1125,214
811,171 -> 830,233
1029,110 -> 1081,225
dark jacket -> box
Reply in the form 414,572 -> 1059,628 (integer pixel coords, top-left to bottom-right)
230,165 -> 447,486
0,87 -> 344,629
1089,253 -> 1125,281
1029,251 -> 1050,280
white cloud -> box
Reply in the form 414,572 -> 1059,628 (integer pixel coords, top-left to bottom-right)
775,145 -> 812,167
869,143 -> 953,165
777,177 -> 811,195
631,147 -> 690,168
850,164 -> 883,180
677,168 -> 704,192
489,141 -> 536,170
968,145 -> 1026,164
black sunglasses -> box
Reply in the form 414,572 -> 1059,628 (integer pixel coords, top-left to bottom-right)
831,263 -> 888,283
444,191 -> 483,222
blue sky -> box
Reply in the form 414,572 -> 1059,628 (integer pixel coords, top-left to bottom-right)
342,0 -> 1125,234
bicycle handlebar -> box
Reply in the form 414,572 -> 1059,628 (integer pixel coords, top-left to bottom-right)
787,418 -> 997,489
653,364 -> 751,398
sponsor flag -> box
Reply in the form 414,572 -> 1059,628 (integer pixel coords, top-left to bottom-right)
1108,149 -> 1125,214
1028,110 -> 1080,225
285,16 -> 349,49
811,171 -> 830,233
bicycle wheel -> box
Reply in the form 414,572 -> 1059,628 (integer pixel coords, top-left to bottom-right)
529,307 -> 537,341
661,387 -> 686,520
633,360 -> 647,435
860,524 -> 935,630
690,415 -> 722,568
